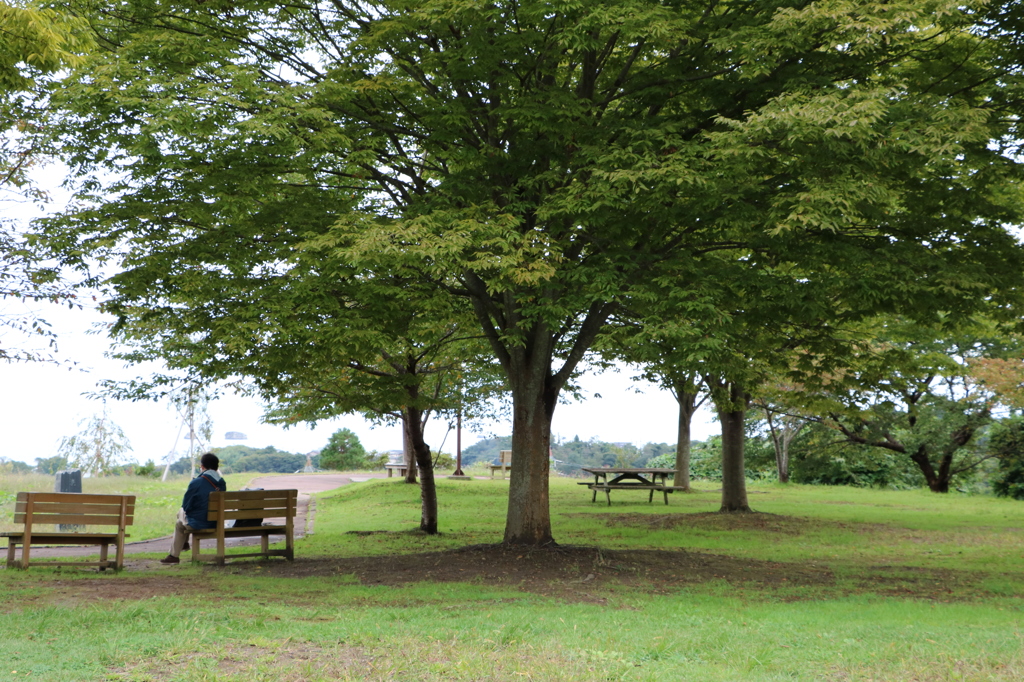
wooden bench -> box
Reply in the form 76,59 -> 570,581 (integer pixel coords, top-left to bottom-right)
489,449 -> 512,478
2,492 -> 134,570
188,489 -> 297,565
384,462 -> 415,478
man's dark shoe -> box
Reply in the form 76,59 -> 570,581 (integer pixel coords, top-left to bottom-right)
182,541 -> 190,551
159,555 -> 180,565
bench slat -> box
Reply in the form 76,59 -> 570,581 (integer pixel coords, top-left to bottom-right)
6,561 -> 116,567
209,498 -> 293,511
213,490 -> 296,502
15,492 -> 135,505
1,531 -> 120,538
13,513 -> 134,526
2,534 -> 124,545
212,509 -> 287,521
16,501 -> 135,515
191,526 -> 286,536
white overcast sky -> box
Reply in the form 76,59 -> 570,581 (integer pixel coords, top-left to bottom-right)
2,164 -> 718,467
1,298 -> 718,466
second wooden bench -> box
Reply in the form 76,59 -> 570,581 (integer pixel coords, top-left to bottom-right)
188,489 -> 298,566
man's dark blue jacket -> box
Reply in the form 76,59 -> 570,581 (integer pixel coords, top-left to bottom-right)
181,470 -> 227,529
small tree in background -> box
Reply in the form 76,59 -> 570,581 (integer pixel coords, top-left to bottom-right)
56,409 -> 132,475
989,419 -> 1024,501
320,428 -> 367,471
34,454 -> 69,474
0,456 -> 33,474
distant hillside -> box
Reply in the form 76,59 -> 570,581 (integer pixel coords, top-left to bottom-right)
460,435 -> 675,473
160,445 -> 318,474
461,436 -> 512,466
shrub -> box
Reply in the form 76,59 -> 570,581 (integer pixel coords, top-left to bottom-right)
789,423 -> 921,488
988,418 -> 1024,500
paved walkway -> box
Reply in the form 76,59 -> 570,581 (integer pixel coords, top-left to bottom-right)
4,472 -> 385,567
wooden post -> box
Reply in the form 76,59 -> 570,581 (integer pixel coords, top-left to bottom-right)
116,496 -> 128,571
214,493 -> 226,566
285,491 -> 295,560
22,493 -> 34,569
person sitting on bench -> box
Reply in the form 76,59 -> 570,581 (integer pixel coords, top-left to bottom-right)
160,453 -> 227,565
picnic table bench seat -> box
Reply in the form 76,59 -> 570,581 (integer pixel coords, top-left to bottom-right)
2,492 -> 134,570
588,483 -> 675,505
187,489 -> 298,566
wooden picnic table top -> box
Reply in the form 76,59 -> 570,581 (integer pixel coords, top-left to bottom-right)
580,467 -> 677,488
580,467 -> 676,476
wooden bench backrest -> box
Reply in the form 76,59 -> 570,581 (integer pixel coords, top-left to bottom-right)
206,489 -> 298,523
499,450 -> 512,465
14,492 -> 135,527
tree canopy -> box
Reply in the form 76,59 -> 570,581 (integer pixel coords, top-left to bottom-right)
37,0 -> 1024,543
1,0 -> 90,363
319,428 -> 367,471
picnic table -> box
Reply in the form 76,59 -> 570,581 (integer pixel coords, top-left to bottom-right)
579,467 -> 679,505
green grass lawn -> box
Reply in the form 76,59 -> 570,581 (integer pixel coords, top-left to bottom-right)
1,475 -> 1022,681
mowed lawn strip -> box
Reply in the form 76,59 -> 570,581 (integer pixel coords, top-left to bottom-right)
0,475 -> 1021,681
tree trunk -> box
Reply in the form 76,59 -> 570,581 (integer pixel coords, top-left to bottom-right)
775,450 -> 789,483
672,386 -> 699,490
464,274 -> 613,547
764,407 -> 805,484
910,447 -> 950,493
718,382 -> 752,512
405,406 -> 438,534
503,374 -> 556,545
401,415 -> 417,484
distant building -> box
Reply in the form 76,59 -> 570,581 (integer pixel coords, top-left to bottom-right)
224,431 -> 247,440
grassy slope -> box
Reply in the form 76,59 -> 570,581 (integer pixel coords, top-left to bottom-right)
1,476 -> 1022,681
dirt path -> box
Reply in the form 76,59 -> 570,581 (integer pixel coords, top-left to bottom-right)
5,472 -> 385,566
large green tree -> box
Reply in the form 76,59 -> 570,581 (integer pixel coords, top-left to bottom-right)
796,319 -> 1020,493
96,246 -> 498,533
40,0 -> 1024,544
1,0 -> 90,363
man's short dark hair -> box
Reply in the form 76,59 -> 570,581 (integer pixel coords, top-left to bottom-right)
200,453 -> 219,470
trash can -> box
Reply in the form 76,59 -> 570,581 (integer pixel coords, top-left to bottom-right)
54,469 -> 84,532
